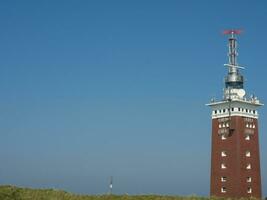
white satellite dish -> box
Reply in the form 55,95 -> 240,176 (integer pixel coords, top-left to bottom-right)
237,89 -> 246,98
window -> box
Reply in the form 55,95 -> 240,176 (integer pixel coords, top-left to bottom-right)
247,187 -> 252,194
246,151 -> 251,157
223,109 -> 226,113
238,108 -> 241,111
215,110 -> 217,114
231,108 -> 234,112
249,124 -> 253,128
221,135 -> 227,140
245,135 -> 251,140
221,177 -> 227,182
246,123 -> 249,128
221,163 -> 227,169
226,123 -> 229,127
253,124 -> 255,129
221,151 -> 227,157
246,163 -> 251,169
221,187 -> 226,193
247,177 -> 252,183
219,124 -> 222,128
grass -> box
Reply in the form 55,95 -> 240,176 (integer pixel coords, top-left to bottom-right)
0,185 -> 260,200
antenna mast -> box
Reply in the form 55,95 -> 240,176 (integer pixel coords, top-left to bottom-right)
224,30 -> 241,66
109,176 -> 113,195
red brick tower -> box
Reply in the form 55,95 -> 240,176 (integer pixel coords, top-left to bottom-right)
207,30 -> 263,198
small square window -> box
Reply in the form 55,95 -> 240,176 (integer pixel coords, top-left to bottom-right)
221,176 -> 227,182
247,187 -> 252,194
247,177 -> 252,183
221,187 -> 226,193
221,163 -> 227,169
246,151 -> 251,157
245,135 -> 251,140
246,163 -> 251,169
221,151 -> 227,157
221,135 -> 227,140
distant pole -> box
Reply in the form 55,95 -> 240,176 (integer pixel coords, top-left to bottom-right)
109,176 -> 113,195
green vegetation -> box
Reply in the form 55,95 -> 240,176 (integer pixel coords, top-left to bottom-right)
0,185 -> 259,200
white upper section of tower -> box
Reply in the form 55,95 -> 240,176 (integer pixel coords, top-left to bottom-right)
207,98 -> 263,119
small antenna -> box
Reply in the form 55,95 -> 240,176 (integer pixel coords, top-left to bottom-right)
109,176 -> 113,195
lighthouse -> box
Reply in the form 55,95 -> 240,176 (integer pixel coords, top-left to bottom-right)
207,30 -> 263,198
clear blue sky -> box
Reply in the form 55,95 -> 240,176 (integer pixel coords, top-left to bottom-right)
0,0 -> 267,196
